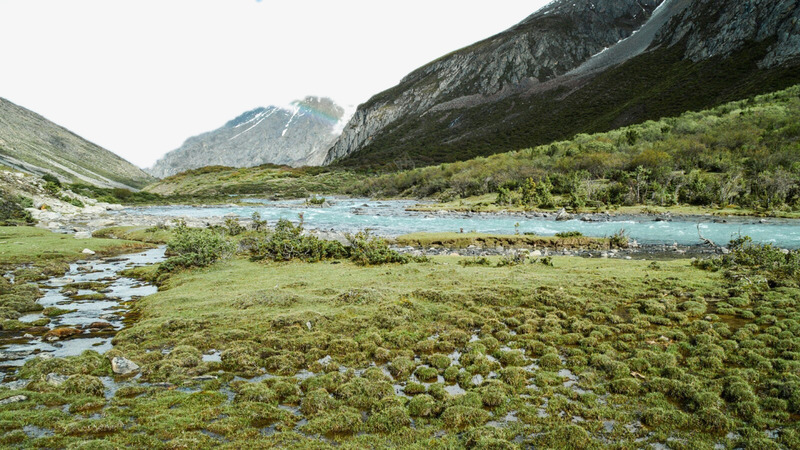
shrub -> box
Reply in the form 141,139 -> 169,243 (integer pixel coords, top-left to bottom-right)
159,223 -> 235,273
610,229 -> 629,248
555,231 -> 583,238
346,230 -> 411,266
694,236 -> 800,287
0,189 -> 34,226
224,217 -> 245,236
249,218 -> 346,262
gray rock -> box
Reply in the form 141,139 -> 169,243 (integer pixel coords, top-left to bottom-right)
555,209 -> 573,221
3,380 -> 30,390
0,395 -> 27,405
45,373 -> 69,387
74,232 -> 92,239
81,248 -> 96,255
324,0 -> 662,164
148,97 -> 347,178
111,356 -> 140,375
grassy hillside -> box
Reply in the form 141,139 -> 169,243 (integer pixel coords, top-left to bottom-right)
0,98 -> 154,190
143,164 -> 364,199
352,84 -> 800,215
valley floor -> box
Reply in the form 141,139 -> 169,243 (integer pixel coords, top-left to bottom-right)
1,227 -> 799,448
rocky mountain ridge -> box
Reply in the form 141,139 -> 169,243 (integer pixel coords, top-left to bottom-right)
0,98 -> 153,190
324,0 -> 800,168
324,0 -> 664,165
148,96 -> 345,178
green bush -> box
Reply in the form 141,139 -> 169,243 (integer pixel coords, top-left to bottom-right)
224,217 -> 245,236
248,218 -> 346,262
346,230 -> 413,266
0,189 -> 34,226
694,236 -> 800,287
159,223 -> 235,273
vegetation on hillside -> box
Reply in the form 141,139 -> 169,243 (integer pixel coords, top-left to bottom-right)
0,189 -> 34,226
352,85 -> 800,214
142,164 -> 363,200
335,41 -> 800,170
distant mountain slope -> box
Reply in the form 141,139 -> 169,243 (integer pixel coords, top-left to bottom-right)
325,0 -> 800,169
0,98 -> 154,190
148,97 -> 345,178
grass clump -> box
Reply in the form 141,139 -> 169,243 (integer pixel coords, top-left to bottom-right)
63,375 -> 105,397
441,406 -> 490,429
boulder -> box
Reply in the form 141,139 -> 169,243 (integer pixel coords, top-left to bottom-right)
111,356 -> 140,376
555,208 -> 573,221
81,248 -> 96,255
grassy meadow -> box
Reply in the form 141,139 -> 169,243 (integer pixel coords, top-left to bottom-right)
1,223 -> 800,448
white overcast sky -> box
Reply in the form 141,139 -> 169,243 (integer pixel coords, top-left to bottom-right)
0,0 -> 549,168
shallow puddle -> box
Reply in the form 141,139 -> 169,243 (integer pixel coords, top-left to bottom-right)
0,247 -> 166,371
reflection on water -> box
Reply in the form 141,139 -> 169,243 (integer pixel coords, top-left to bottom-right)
0,247 -> 166,370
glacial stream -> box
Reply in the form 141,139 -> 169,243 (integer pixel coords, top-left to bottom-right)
123,198 -> 800,248
0,247 -> 165,376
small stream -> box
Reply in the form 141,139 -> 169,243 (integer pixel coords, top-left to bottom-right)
0,247 -> 165,374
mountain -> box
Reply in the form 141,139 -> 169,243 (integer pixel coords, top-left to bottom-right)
148,96 -> 346,178
325,0 -> 800,169
0,98 -> 154,190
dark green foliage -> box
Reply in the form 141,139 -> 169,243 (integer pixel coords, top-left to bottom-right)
306,195 -> 326,205
69,183 -> 164,205
41,174 -> 61,195
346,230 -> 412,266
555,231 -> 583,238
223,217 -> 245,236
248,218 -> 346,263
0,189 -> 34,226
336,41 -> 800,172
350,84 -> 800,212
694,236 -> 800,287
159,223 -> 235,273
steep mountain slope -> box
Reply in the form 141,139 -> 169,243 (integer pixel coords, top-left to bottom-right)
326,0 -> 800,169
0,98 -> 154,190
148,97 -> 345,178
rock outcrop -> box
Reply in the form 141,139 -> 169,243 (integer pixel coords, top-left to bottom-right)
148,97 -> 346,178
325,0 -> 663,165
323,0 -> 800,169
655,0 -> 800,68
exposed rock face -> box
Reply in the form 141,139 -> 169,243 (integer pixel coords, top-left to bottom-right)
0,98 -> 154,190
148,97 -> 345,178
655,0 -> 800,68
324,0 -> 664,164
324,0 -> 800,168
